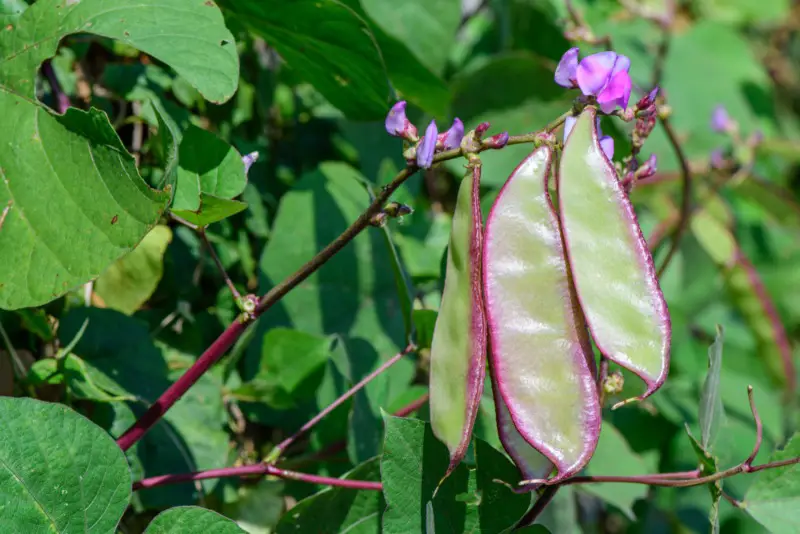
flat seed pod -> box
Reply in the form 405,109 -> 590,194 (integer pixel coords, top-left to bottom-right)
490,369 -> 554,484
559,108 -> 670,401
429,163 -> 487,472
484,146 -> 600,482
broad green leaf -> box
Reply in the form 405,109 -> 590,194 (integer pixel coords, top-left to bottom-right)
255,328 -> 332,397
171,125 -> 247,213
483,146 -> 598,482
0,397 -> 131,533
559,108 -> 670,398
62,353 -> 136,402
691,209 -> 794,389
0,0 -> 26,25
144,506 -> 247,533
95,225 -> 173,315
221,0 -> 390,120
381,415 -> 530,533
255,162 -> 404,378
361,0 -> 460,75
583,424 -> 649,520
221,480 -> 284,534
413,309 -> 438,350
0,0 -> 239,309
429,164 -> 487,471
699,326 -> 727,451
59,308 -> 171,401
744,433 -> 800,533
733,177 -> 800,229
275,458 -> 384,534
338,0 -> 451,116
172,195 -> 248,227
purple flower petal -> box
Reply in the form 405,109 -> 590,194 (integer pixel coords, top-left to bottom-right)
710,149 -> 726,169
555,47 -> 580,88
385,101 -> 408,136
563,116 -> 577,143
711,105 -> 730,133
417,120 -> 438,169
441,118 -> 465,150
576,51 -> 618,96
242,152 -> 259,174
597,70 -> 632,113
599,135 -> 614,160
610,54 -> 631,77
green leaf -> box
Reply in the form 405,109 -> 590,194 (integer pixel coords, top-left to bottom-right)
429,166 -> 487,470
95,225 -> 173,315
483,146 -> 599,481
381,414 -> 530,533
62,353 -> 136,402
144,506 -> 247,533
361,0 -> 459,75
0,397 -> 131,532
222,0 -> 389,120
413,309 -> 438,350
171,195 -> 248,227
275,458 -> 384,533
255,162 -> 404,376
559,108 -> 670,397
0,0 -> 239,310
172,125 -> 247,212
699,326 -> 727,451
744,433 -> 800,533
582,424 -> 649,520
257,328 -> 332,396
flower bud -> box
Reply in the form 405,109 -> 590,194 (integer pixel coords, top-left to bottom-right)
385,101 -> 418,141
483,131 -> 509,149
710,105 -> 732,133
417,120 -> 438,169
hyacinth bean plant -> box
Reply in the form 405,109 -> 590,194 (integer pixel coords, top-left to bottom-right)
2,0 -> 800,532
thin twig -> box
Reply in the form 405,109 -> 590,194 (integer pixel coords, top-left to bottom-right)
269,344 -> 416,460
132,463 -> 381,492
655,116 -> 692,278
394,392 -> 429,417
199,229 -> 242,301
0,320 -> 26,379
744,385 -> 763,470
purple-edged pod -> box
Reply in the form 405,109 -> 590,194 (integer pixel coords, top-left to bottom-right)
489,367 -> 554,485
559,108 -> 670,402
483,146 -> 601,483
429,163 -> 487,473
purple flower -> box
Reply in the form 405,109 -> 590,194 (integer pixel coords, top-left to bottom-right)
637,87 -> 659,110
563,115 -> 614,160
555,48 -> 633,113
385,101 -> 418,140
710,149 -> 726,169
242,152 -> 259,174
417,120 -> 438,169
710,105 -> 731,133
637,154 -> 657,179
439,118 -> 464,150
555,47 -> 580,88
484,131 -> 509,149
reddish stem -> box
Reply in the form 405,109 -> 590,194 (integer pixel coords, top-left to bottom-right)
744,385 -> 763,470
393,392 -> 429,417
41,60 -> 70,114
272,344 -> 416,456
133,464 -> 381,492
117,319 -> 249,451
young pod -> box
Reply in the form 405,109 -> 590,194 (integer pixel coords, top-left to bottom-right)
429,163 -> 487,472
558,109 -> 670,402
484,146 -> 600,482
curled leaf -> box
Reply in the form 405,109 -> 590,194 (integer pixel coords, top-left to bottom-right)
483,146 -> 600,482
429,163 -> 487,472
559,108 -> 670,402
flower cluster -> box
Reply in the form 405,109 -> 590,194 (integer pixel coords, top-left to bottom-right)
384,101 -> 465,168
555,47 -> 633,113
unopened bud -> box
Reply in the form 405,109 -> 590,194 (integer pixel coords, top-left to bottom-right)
482,131 -> 509,149
603,371 -> 625,396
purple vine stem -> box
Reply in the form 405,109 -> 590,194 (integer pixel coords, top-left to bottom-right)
133,463 -> 382,492
115,114 -> 570,452
270,343 -> 416,458
41,60 -> 70,114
